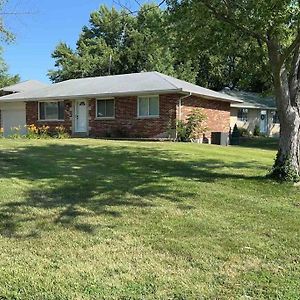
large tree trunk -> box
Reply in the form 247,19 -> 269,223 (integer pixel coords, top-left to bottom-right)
273,97 -> 300,181
267,41 -> 300,181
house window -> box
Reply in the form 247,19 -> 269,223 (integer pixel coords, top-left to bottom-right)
96,99 -> 115,118
39,101 -> 64,120
237,108 -> 248,121
138,95 -> 159,117
272,111 -> 280,124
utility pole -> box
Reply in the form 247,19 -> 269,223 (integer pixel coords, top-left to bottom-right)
108,54 -> 112,75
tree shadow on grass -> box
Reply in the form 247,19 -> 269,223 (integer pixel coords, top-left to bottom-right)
239,137 -> 279,151
0,142 -> 266,238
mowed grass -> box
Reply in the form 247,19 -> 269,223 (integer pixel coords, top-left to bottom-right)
239,137 -> 279,151
0,138 -> 299,299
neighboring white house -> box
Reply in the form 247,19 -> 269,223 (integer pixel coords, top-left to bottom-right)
223,89 -> 280,137
0,80 -> 48,136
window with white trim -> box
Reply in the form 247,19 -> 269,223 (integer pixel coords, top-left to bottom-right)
96,99 -> 115,118
138,96 -> 159,117
39,101 -> 64,120
237,108 -> 248,122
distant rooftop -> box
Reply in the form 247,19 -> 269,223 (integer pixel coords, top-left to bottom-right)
0,80 -> 48,94
0,72 -> 242,104
222,89 -> 276,109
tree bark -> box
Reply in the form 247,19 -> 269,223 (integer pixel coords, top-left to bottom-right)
267,40 -> 300,181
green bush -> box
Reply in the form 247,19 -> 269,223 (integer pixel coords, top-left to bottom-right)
175,109 -> 208,142
186,109 -> 208,140
176,120 -> 189,142
166,109 -> 176,139
254,125 -> 260,136
230,124 -> 240,145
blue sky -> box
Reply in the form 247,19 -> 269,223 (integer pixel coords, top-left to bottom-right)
2,0 -> 152,83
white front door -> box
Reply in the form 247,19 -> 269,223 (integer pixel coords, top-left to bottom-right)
260,110 -> 268,134
75,100 -> 87,133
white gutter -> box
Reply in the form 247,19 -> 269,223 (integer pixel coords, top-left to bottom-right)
175,92 -> 192,140
178,92 -> 192,121
231,104 -> 276,110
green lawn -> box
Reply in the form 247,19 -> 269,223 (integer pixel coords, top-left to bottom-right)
0,139 -> 299,299
239,137 -> 279,151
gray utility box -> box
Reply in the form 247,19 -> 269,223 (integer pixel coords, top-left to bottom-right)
211,132 -> 229,146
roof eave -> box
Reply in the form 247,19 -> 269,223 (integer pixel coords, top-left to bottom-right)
183,91 -> 243,103
0,88 -> 243,104
0,88 -> 183,102
231,103 -> 277,110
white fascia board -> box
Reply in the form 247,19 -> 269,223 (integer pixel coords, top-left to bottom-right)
1,89 -> 182,102
186,92 -> 243,104
231,103 -> 276,110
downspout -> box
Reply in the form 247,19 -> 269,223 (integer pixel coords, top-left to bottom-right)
176,92 -> 192,139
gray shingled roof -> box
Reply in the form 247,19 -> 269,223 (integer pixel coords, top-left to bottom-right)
0,72 -> 242,103
1,80 -> 48,93
222,89 -> 276,109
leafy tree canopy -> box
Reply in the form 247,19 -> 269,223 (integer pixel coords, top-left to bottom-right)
0,47 -> 19,88
49,2 -> 276,93
167,0 -> 278,92
0,0 -> 15,42
0,1 -> 20,87
48,4 -> 197,83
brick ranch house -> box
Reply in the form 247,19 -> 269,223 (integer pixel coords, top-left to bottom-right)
0,72 -> 242,139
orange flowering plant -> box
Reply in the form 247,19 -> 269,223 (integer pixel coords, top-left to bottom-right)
38,125 -> 50,138
26,124 -> 39,139
54,125 -> 70,139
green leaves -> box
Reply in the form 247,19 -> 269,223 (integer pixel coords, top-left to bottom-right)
48,4 -> 196,83
48,0 -> 293,93
0,47 -> 19,88
167,0 -> 292,91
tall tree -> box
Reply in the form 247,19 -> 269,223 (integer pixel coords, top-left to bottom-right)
113,0 -> 272,91
0,1 -> 14,43
167,1 -> 272,91
0,48 -> 20,87
49,3 -> 271,90
0,53 -> 20,87
168,0 -> 300,182
48,4 -> 197,83
0,1 -> 20,87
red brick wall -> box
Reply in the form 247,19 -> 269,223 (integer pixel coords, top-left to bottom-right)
26,100 -> 73,134
24,94 -> 231,138
179,96 -> 231,137
89,94 -> 178,138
